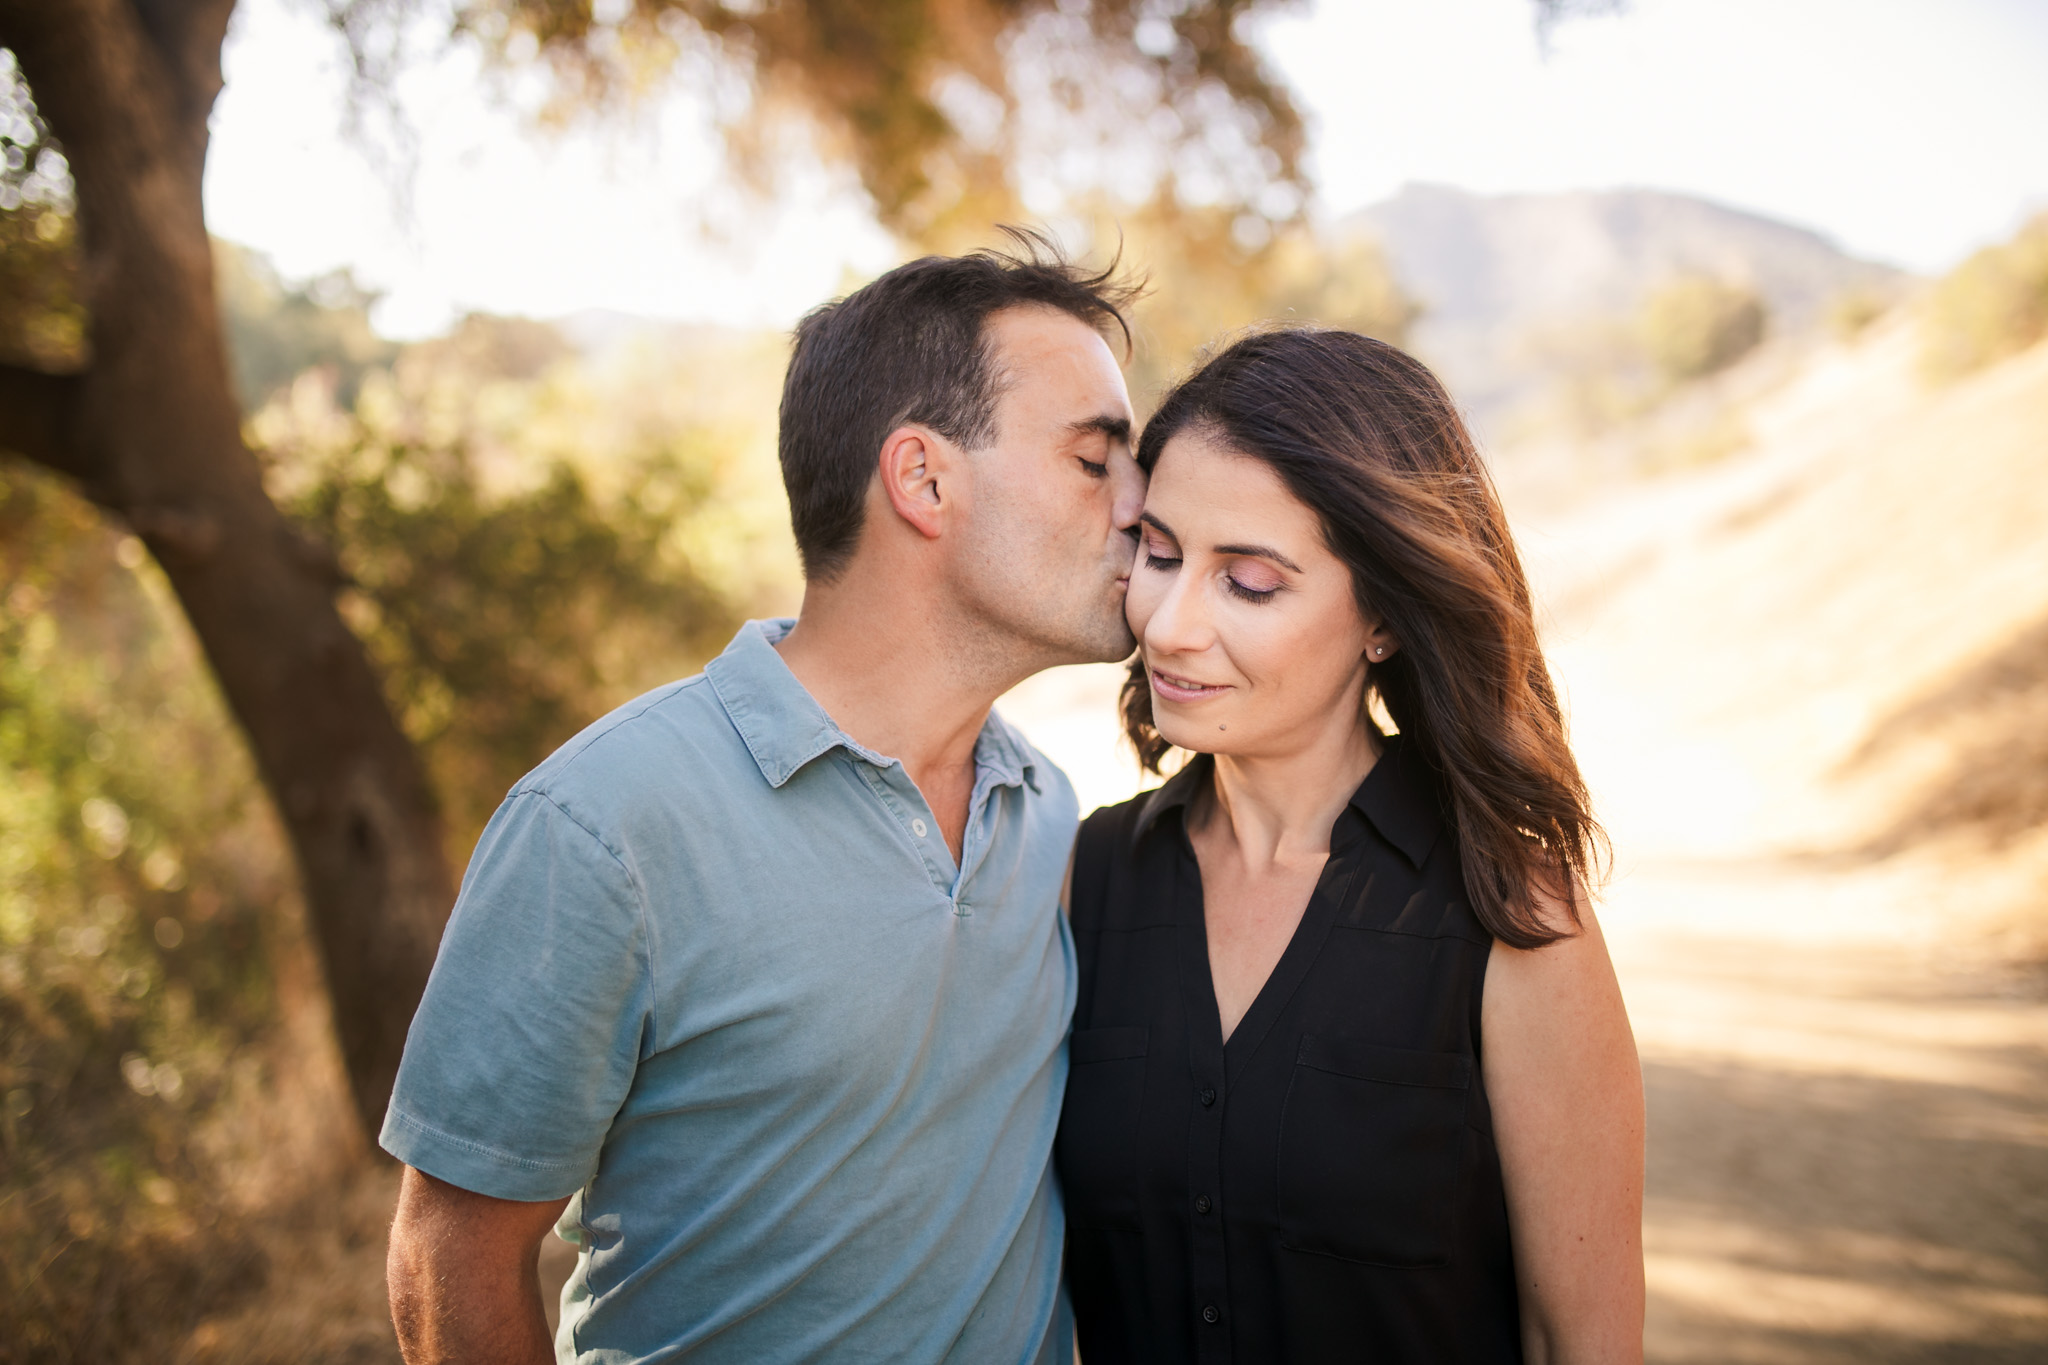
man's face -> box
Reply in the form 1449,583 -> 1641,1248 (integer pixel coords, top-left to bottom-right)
949,305 -> 1144,667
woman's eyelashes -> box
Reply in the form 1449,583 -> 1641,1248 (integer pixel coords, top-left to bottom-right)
1223,573 -> 1280,604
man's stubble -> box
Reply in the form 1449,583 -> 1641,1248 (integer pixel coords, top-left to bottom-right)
944,493 -> 1137,689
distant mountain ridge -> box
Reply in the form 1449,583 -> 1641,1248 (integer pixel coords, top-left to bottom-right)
1339,184 -> 1903,431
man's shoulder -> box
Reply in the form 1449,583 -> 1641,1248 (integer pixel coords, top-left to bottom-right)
511,673 -> 743,821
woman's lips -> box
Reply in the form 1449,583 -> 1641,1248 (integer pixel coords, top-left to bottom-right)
1150,668 -> 1231,704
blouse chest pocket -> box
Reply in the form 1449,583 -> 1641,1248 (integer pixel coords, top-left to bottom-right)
1277,1035 -> 1474,1268
1054,1026 -> 1149,1224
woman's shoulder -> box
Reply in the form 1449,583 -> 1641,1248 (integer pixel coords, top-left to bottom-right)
1074,792 -> 1148,871
1068,789 -> 1175,930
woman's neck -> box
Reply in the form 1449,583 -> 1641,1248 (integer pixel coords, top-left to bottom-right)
1196,721 -> 1385,873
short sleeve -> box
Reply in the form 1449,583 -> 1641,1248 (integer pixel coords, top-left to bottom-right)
379,790 -> 652,1201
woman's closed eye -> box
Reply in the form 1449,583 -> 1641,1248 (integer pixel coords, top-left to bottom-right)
1140,530 -> 1181,571
1223,574 -> 1279,604
1222,561 -> 1284,603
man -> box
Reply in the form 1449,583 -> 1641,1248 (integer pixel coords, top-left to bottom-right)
380,236 -> 1144,1363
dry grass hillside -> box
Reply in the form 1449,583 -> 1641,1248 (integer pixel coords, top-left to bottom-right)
1521,315 -> 2048,926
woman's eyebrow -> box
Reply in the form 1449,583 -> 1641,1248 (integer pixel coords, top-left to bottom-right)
1139,511 -> 1179,541
1214,542 -> 1303,573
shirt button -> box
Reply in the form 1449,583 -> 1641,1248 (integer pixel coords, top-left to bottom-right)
1201,1304 -> 1220,1325
1194,1194 -> 1213,1214
911,818 -> 928,838
1199,1087 -> 1216,1107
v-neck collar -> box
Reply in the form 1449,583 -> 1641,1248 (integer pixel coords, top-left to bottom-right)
1171,811 -> 1370,1086
1134,739 -> 1443,869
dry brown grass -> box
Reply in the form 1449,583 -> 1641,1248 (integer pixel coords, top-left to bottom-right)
1851,611 -> 2048,857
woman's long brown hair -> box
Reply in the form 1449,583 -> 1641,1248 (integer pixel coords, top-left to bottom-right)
1122,328 -> 1604,948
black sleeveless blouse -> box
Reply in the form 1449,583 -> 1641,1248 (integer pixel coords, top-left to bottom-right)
1056,740 -> 1522,1364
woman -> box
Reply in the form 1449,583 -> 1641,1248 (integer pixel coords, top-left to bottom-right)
1056,329 -> 1644,1363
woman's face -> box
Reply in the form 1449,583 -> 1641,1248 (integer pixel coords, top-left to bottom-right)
1127,429 -> 1396,762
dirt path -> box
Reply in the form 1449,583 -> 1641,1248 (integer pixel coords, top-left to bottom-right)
1609,859 -> 2048,1361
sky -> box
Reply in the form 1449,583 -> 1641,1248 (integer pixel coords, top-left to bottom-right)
201,0 -> 2048,339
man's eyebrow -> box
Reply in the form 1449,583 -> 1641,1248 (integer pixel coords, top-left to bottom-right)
1214,542 -> 1304,574
1068,414 -> 1132,443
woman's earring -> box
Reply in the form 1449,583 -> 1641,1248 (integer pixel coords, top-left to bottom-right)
1372,646 -> 1385,658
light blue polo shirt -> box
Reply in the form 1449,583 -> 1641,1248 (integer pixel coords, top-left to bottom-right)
380,618 -> 1079,1364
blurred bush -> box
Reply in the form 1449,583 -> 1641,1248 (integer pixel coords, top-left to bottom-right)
1921,213 -> 2048,378
251,320 -> 750,854
1,468 -> 288,1359
215,242 -> 396,410
1083,204 -> 1415,409
1642,274 -> 1768,384
1827,284 -> 1894,343
1854,608 -> 2048,857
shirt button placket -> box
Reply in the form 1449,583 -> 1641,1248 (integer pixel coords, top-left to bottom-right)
1191,1076 -> 1229,1363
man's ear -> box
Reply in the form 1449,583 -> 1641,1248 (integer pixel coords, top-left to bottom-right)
877,425 -> 950,540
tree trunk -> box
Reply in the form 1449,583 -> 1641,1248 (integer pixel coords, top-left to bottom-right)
0,0 -> 453,1137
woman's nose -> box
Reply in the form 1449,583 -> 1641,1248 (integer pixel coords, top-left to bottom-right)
1143,572 -> 1212,658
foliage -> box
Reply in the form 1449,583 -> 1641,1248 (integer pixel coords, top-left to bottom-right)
215,241 -> 397,410
1921,213 -> 2048,378
1852,608 -> 2048,857
1827,284 -> 1893,343
1641,274 -> 1767,384
251,314 -> 755,854
326,0 -> 1309,246
1080,203 -> 1415,409
0,49 -> 83,372
0,467 -> 287,1361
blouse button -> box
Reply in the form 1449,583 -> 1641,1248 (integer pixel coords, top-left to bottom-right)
1194,1194 -> 1213,1214
1199,1087 -> 1216,1107
1201,1304 -> 1221,1325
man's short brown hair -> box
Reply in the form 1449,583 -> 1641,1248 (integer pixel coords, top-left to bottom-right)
778,229 -> 1139,580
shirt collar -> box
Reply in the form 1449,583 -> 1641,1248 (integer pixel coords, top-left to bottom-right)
1131,735 -> 1442,870
974,707 -> 1042,794
705,618 -> 1038,793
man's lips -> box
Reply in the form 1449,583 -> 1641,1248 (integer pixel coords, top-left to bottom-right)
1150,668 -> 1231,704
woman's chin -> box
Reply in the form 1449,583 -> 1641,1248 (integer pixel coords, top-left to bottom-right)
1154,716 -> 1240,757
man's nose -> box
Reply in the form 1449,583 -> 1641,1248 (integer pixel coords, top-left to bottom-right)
1110,450 -> 1145,532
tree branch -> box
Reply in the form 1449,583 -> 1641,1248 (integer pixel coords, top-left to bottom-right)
0,362 -> 90,480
